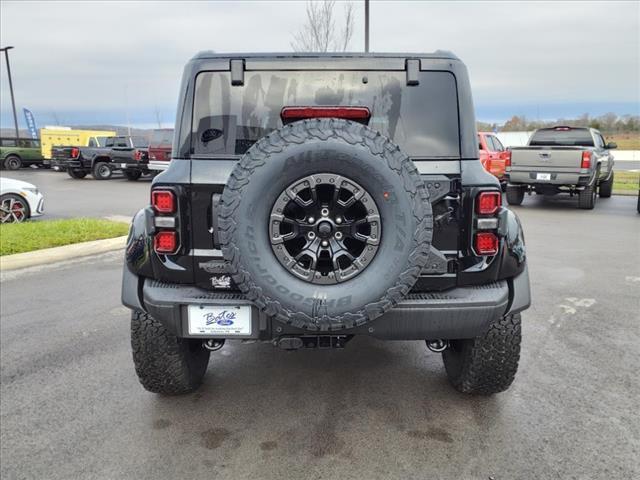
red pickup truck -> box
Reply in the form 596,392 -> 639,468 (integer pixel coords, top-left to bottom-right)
148,128 -> 173,172
478,132 -> 510,185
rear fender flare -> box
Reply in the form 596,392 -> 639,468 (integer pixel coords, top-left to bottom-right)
125,207 -> 155,278
496,208 -> 527,279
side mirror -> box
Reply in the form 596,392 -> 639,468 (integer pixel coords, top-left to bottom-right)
606,142 -> 617,150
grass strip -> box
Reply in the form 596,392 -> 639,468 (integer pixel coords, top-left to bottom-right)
0,218 -> 129,256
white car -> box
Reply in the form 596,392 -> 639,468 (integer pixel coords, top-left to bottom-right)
0,177 -> 45,223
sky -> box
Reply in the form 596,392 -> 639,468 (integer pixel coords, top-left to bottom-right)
1,0 -> 639,129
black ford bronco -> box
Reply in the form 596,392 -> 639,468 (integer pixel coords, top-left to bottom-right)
122,52 -> 531,396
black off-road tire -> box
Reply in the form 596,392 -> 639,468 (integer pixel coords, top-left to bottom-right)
442,313 -> 522,395
578,183 -> 596,209
505,185 -> 524,205
598,172 -> 613,198
92,161 -> 113,180
67,168 -> 87,179
130,311 -> 210,395
124,170 -> 142,181
4,155 -> 22,170
219,118 -> 433,331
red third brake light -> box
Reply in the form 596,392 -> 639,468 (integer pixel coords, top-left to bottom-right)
281,106 -> 371,123
476,191 -> 502,215
154,231 -> 177,254
151,190 -> 175,213
581,151 -> 592,169
474,232 -> 499,255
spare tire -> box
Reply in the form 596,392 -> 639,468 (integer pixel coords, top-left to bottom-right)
219,118 -> 433,331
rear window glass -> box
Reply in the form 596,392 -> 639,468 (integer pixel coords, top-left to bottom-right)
192,70 -> 460,158
151,129 -> 174,146
95,136 -> 111,147
529,129 -> 594,147
131,136 -> 149,148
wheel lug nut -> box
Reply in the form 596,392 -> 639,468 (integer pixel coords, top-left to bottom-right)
335,217 -> 342,224
335,232 -> 343,240
321,240 -> 329,247
321,208 -> 329,217
308,217 -> 315,223
308,232 -> 315,239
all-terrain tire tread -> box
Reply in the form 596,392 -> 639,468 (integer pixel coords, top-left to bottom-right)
219,118 -> 433,330
443,313 -> 522,395
130,310 -> 209,395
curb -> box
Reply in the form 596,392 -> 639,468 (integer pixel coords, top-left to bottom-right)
0,236 -> 127,271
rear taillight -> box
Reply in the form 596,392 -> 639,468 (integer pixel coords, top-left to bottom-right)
281,106 -> 371,123
154,231 -> 178,254
473,190 -> 501,256
504,150 -> 512,167
152,189 -> 179,255
581,151 -> 591,169
135,150 -> 147,161
70,147 -> 79,158
151,190 -> 175,213
476,191 -> 502,215
474,232 -> 499,255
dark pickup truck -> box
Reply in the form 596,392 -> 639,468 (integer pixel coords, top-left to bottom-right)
60,135 -> 150,180
51,135 -> 111,171
122,51 -> 531,397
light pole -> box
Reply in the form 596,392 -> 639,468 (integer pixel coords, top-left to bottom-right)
0,46 -> 20,139
364,0 -> 369,53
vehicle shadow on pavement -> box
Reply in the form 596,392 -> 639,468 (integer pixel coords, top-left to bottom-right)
145,336 -> 503,467
511,193 -> 615,210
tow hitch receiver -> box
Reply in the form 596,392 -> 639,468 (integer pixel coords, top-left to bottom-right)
276,335 -> 352,350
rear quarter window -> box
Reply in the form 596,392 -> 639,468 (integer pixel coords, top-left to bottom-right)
192,70 -> 460,158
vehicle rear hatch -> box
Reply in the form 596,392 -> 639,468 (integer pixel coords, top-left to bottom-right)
173,56 -> 477,292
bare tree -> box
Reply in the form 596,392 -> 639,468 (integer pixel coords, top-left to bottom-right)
291,1 -> 355,52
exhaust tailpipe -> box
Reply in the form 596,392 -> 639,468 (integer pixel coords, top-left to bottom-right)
203,339 -> 225,351
426,339 -> 449,352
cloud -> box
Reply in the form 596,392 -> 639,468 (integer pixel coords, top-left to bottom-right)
1,0 -> 638,126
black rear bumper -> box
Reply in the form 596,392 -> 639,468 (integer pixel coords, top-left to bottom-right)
122,265 -> 530,341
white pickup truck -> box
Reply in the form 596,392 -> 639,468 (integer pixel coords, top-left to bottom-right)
505,127 -> 616,209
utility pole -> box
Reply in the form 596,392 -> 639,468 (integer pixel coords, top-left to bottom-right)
1,46 -> 20,139
364,0 -> 370,52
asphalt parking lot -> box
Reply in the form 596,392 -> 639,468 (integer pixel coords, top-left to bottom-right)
1,169 -> 152,219
1,161 -> 637,221
1,172 -> 639,479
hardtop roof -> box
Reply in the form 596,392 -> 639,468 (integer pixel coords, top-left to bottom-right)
191,51 -> 459,61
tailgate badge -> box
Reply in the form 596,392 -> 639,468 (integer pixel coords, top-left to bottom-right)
538,152 -> 551,160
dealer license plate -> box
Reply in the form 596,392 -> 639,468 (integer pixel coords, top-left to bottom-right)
536,173 -> 551,181
188,305 -> 251,335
